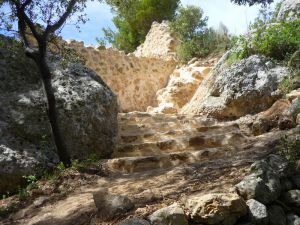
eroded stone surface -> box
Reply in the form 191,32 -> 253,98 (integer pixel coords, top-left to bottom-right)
0,38 -> 118,193
182,55 -> 291,119
183,193 -> 247,225
134,21 -> 179,60
148,63 -> 212,114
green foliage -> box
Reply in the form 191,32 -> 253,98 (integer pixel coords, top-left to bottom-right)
252,20 -> 300,60
171,5 -> 207,41
171,6 -> 231,62
226,36 -> 251,65
277,135 -> 300,161
103,0 -> 180,52
229,2 -> 300,62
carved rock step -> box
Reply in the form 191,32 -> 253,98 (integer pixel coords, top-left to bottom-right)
107,147 -> 234,173
113,132 -> 247,158
118,112 -> 216,125
119,124 -> 241,144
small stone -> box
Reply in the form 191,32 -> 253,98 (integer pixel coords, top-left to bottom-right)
148,203 -> 188,225
268,205 -> 286,225
117,218 -> 150,225
281,190 -> 300,207
246,199 -> 269,225
287,214 -> 300,225
93,189 -> 134,221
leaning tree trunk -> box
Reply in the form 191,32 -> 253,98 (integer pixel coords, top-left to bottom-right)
36,55 -> 71,167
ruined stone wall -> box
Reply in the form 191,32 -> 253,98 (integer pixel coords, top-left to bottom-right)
67,40 -> 176,112
134,21 -> 179,60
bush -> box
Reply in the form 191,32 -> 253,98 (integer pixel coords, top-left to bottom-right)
171,6 -> 231,62
252,20 -> 300,60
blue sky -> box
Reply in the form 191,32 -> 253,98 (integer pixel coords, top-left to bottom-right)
60,0 -> 280,45
2,0 -> 280,46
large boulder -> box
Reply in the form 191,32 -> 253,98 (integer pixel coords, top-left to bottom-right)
0,37 -> 118,193
182,55 -> 290,119
277,0 -> 300,21
183,193 -> 247,225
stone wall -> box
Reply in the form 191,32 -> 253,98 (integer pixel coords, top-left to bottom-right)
134,21 -> 180,60
66,40 -> 177,112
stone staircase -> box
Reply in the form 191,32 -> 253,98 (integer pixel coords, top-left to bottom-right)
105,112 -> 255,173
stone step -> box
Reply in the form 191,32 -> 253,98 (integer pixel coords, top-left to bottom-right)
113,132 -> 247,158
119,124 -> 241,144
106,147 -> 234,173
118,112 -> 217,126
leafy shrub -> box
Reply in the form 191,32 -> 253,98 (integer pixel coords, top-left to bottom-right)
252,20 -> 300,60
171,6 -> 231,62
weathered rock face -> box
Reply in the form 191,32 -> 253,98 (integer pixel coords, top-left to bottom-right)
182,55 -> 291,119
183,193 -> 247,225
148,62 -> 212,114
277,0 -> 300,21
0,40 -> 118,193
134,21 -> 179,60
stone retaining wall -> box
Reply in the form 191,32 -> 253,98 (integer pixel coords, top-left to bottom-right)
66,40 -> 177,112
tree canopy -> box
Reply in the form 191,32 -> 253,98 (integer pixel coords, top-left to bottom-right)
102,0 -> 180,53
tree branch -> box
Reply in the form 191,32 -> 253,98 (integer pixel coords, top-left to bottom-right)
12,0 -> 42,44
45,0 -> 78,37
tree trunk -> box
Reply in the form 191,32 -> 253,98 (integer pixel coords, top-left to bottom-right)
37,56 -> 71,167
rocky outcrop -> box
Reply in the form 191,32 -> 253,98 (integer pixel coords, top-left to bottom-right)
148,62 -> 212,114
134,21 -> 179,60
277,0 -> 300,21
0,39 -> 118,193
182,55 -> 291,119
